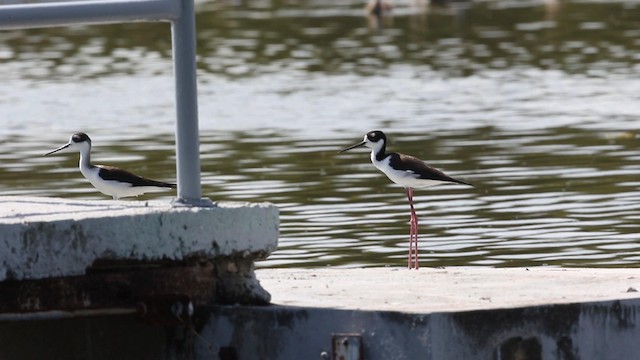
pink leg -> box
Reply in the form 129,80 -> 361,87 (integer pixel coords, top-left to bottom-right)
413,200 -> 419,270
406,188 -> 419,269
406,187 -> 413,269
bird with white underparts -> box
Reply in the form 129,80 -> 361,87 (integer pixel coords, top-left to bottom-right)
339,130 -> 472,269
44,132 -> 176,200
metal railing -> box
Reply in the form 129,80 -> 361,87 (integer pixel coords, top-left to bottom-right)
0,0 -> 202,203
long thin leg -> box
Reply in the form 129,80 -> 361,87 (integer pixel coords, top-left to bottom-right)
406,187 -> 419,269
406,187 -> 413,269
412,191 -> 419,270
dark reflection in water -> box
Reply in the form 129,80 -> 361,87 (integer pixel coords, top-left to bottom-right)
1,0 -> 640,268
1,0 -> 639,79
197,0 -> 640,77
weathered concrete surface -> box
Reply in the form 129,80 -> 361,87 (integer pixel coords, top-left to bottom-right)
0,256 -> 274,314
198,297 -> 640,360
2,296 -> 638,360
0,196 -> 279,281
189,267 -> 640,360
0,267 -> 639,359
256,267 -> 640,313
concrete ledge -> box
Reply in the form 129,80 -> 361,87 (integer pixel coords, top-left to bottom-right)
0,196 -> 279,309
256,267 -> 640,313
0,196 -> 279,281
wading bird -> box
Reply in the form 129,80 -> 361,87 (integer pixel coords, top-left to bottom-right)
45,132 -> 176,200
340,130 -> 471,269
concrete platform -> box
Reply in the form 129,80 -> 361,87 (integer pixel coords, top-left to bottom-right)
1,265 -> 640,359
0,196 -> 278,281
0,196 -> 279,311
256,267 -> 640,313
192,267 -> 640,359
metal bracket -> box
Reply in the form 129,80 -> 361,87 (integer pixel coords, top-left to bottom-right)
332,333 -> 363,360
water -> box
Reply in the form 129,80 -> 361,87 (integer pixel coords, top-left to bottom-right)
1,0 -> 640,268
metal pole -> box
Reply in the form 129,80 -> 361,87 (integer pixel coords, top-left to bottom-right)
0,0 -> 205,203
171,0 -> 202,203
0,0 -> 179,30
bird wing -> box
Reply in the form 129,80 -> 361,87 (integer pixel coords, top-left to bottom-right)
390,153 -> 471,186
97,165 -> 176,188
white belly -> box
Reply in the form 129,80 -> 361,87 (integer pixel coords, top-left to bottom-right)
80,166 -> 167,199
372,155 -> 443,189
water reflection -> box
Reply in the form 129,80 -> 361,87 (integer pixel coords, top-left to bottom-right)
0,0 -> 639,268
1,0 -> 639,79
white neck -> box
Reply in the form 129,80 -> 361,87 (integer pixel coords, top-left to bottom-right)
78,146 -> 92,171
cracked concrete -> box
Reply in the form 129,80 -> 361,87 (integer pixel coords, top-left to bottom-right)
0,196 -> 279,281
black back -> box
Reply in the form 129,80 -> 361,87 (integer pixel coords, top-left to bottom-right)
98,165 -> 176,188
389,153 -> 471,186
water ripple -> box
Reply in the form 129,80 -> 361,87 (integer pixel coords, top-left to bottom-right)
1,0 -> 640,269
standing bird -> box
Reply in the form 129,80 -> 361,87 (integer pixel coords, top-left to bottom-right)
44,132 -> 176,200
339,130 -> 471,269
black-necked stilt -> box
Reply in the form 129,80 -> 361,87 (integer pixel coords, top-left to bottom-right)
44,132 -> 176,200
340,130 -> 471,269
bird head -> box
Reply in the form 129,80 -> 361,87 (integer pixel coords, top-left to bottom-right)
339,130 -> 387,153
44,132 -> 92,156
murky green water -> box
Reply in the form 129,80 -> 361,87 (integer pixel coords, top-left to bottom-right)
1,0 -> 640,268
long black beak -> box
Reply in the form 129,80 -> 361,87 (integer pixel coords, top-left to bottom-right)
44,143 -> 70,156
338,141 -> 366,153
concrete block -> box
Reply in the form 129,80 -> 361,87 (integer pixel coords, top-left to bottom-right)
0,196 -> 279,282
196,297 -> 640,360
0,267 -> 639,359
